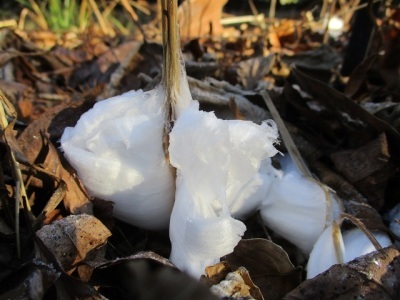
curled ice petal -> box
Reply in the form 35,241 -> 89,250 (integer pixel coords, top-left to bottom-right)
61,87 -> 175,230
260,156 -> 328,254
169,101 -> 278,278
307,225 -> 392,279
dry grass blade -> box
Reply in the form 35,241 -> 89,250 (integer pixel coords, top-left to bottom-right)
130,0 -> 151,15
27,0 -> 49,30
88,0 -> 115,36
0,20 -> 17,29
120,0 -> 147,40
0,90 -> 34,258
33,180 -> 66,229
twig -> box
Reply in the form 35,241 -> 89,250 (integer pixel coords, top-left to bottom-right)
248,0 -> 266,30
220,14 -> 265,26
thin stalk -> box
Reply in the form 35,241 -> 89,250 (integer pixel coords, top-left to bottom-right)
161,0 -> 181,133
320,0 -> 330,19
340,213 -> 386,254
0,95 -> 28,259
269,0 -> 277,20
332,220 -> 345,263
260,90 -> 312,178
323,0 -> 337,44
88,0 -> 115,36
120,0 -> 147,41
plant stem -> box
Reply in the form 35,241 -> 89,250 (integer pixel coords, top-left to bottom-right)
161,0 -> 181,134
160,0 -> 182,165
261,90 -> 312,178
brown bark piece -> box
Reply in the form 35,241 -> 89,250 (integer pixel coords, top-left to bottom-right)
330,133 -> 397,209
330,133 -> 390,183
313,161 -> 388,233
285,246 -> 400,300
178,0 -> 228,39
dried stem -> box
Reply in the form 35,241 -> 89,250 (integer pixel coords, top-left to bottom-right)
0,91 -> 32,259
120,0 -> 147,41
161,0 -> 181,150
340,213 -> 386,254
332,220 -> 345,263
269,0 -> 277,20
261,90 -> 312,178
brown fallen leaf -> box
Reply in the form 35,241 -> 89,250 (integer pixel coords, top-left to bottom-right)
0,262 -> 59,299
313,161 -> 389,234
281,45 -> 342,83
234,55 -> 276,91
223,238 -> 302,300
284,246 -> 400,299
36,214 -> 111,272
0,80 -> 34,121
18,98 -> 95,214
69,41 -> 142,90
290,67 -> 400,152
204,262 -> 264,300
90,254 -> 218,300
330,133 -> 397,210
178,0 -> 228,39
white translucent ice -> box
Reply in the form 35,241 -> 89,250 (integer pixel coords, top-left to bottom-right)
307,226 -> 392,279
61,86 -> 175,230
168,101 -> 279,278
342,228 -> 392,262
259,156 -> 328,254
306,223 -> 344,279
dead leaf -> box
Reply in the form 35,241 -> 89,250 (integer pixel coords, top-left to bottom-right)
204,262 -> 264,300
91,256 -> 218,299
36,214 -> 111,272
313,161 -> 389,233
330,133 -> 397,209
234,55 -> 276,90
282,45 -> 341,83
69,41 -> 142,90
0,262 -> 59,299
0,80 -> 34,121
284,246 -> 400,299
18,99 -> 94,214
203,261 -> 231,285
178,0 -> 228,39
290,67 -> 400,152
188,76 -> 271,123
223,238 -> 302,300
